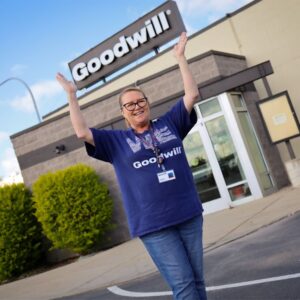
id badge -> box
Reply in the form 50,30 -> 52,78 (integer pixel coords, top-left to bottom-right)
157,169 -> 176,183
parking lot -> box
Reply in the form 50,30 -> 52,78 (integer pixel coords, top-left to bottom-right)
56,212 -> 300,300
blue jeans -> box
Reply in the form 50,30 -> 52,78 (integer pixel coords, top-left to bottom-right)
140,215 -> 207,300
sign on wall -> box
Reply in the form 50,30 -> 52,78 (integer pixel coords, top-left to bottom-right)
257,91 -> 300,144
68,1 -> 186,90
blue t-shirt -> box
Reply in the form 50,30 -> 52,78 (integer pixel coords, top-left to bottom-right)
85,98 -> 203,237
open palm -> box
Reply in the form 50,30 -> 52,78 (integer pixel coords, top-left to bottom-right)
174,32 -> 187,59
56,72 -> 77,94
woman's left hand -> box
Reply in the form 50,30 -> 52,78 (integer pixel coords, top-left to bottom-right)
173,32 -> 187,59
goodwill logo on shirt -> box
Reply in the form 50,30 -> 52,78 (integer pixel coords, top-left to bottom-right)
125,126 -> 182,169
132,146 -> 182,169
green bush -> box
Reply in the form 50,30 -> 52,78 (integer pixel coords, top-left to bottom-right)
0,183 -> 43,282
32,164 -> 114,254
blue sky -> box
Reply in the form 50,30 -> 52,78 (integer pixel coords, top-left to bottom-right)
0,0 -> 250,183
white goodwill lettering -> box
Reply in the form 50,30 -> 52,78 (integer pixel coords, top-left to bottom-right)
72,9 -> 171,82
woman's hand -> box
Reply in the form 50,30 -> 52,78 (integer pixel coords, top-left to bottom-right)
173,32 -> 187,60
56,72 -> 77,95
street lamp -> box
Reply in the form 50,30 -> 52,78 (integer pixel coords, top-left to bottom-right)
0,77 -> 42,123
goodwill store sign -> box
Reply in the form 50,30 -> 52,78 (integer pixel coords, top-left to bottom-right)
69,1 -> 185,90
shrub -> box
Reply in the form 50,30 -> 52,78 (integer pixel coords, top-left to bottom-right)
32,164 -> 114,254
0,183 -> 43,282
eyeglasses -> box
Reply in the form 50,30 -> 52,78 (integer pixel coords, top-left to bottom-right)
121,98 -> 148,111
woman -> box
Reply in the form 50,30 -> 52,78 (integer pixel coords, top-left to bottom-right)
56,32 -> 207,300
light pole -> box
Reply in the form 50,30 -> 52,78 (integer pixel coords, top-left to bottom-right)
0,77 -> 42,123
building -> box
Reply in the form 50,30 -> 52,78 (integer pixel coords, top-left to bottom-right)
10,0 -> 300,245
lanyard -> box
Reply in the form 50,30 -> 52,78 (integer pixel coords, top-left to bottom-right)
135,125 -> 165,170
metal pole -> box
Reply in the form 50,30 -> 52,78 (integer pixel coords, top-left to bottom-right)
0,77 -> 42,123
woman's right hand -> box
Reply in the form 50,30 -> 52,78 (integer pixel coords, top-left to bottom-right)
56,72 -> 77,95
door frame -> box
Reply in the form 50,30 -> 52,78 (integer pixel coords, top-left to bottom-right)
218,93 -> 263,205
188,93 -> 263,214
188,124 -> 230,214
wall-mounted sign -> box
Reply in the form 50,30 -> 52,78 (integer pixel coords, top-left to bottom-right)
68,1 -> 185,90
257,91 -> 300,144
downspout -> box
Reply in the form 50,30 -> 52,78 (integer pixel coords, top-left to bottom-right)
226,13 -> 243,55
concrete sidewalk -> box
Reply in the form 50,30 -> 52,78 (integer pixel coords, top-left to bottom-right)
0,185 -> 299,300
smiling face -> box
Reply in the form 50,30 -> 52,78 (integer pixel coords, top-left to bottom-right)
120,89 -> 151,133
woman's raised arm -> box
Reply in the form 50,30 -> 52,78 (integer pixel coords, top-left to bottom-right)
173,32 -> 200,113
56,72 -> 94,146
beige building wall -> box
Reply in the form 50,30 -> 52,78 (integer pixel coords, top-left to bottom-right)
47,0 -> 300,160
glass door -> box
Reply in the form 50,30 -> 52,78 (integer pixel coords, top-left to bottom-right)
183,128 -> 220,203
183,124 -> 229,214
204,115 -> 252,201
227,93 -> 274,194
183,93 -> 264,214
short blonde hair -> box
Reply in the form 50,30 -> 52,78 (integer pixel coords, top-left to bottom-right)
118,87 -> 147,108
